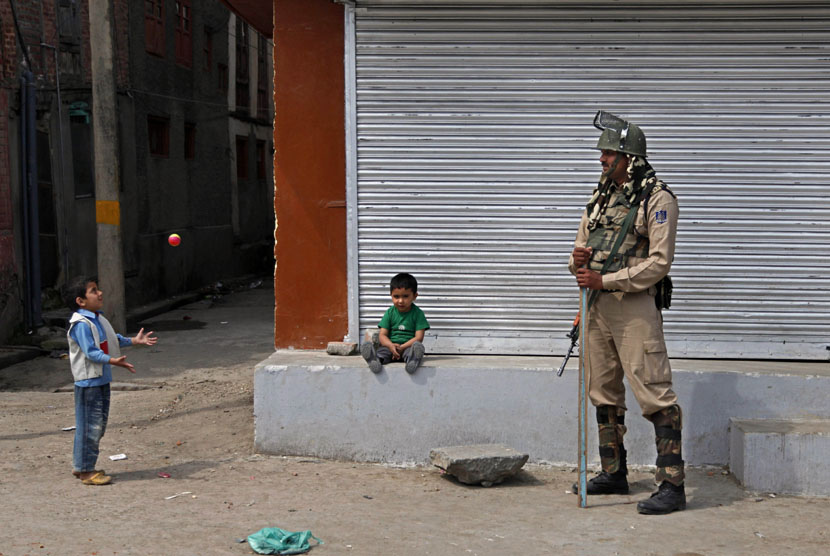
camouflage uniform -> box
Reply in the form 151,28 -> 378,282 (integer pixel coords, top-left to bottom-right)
569,155 -> 685,487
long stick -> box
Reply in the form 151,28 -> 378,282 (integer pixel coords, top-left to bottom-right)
578,286 -> 588,508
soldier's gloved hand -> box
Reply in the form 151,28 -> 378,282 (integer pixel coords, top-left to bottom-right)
572,247 -> 593,268
576,268 -> 603,290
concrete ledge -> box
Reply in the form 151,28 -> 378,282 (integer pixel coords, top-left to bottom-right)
730,418 -> 830,496
254,350 -> 830,468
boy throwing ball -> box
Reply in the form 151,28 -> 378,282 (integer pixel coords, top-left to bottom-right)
63,277 -> 157,485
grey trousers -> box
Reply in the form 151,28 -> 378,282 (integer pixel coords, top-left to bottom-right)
376,341 -> 425,365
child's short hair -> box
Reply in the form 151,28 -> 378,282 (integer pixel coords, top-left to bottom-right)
390,272 -> 418,293
63,276 -> 95,311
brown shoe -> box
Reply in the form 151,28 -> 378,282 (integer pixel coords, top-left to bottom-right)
73,469 -> 105,479
81,471 -> 112,485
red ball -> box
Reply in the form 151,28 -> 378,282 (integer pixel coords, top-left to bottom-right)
168,233 -> 181,247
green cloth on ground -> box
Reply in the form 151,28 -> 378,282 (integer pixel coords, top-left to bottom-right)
247,526 -> 323,555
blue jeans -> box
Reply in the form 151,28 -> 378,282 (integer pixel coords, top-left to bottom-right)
73,384 -> 111,473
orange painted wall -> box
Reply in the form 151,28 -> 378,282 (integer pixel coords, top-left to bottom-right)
273,0 -> 347,348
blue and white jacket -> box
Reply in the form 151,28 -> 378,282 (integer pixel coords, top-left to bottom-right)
67,309 -> 131,385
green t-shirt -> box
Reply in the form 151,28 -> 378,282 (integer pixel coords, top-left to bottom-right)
378,304 -> 430,344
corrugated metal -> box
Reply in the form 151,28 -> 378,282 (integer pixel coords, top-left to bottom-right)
352,0 -> 830,359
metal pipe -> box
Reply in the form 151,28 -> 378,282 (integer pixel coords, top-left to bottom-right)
20,70 -> 43,329
40,42 -> 69,284
19,74 -> 31,327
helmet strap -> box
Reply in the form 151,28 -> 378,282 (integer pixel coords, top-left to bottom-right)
602,152 -> 624,184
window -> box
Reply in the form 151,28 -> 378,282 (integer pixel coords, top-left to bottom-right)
175,1 -> 192,67
217,63 -> 228,93
184,123 -> 196,159
58,0 -> 81,45
235,21 -> 249,112
236,136 -> 248,179
148,116 -> 170,157
58,0 -> 82,75
256,35 -> 268,119
145,0 -> 164,57
256,140 -> 266,179
203,28 -> 213,72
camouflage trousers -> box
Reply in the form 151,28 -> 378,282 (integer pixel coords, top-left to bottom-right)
647,404 -> 685,486
597,405 -> 627,474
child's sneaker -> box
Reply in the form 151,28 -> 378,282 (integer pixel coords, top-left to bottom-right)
405,342 -> 425,374
360,342 -> 382,374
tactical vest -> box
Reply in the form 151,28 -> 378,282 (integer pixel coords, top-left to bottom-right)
585,188 -> 650,274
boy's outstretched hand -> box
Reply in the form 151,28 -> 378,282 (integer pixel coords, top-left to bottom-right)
133,328 -> 158,346
110,355 -> 136,373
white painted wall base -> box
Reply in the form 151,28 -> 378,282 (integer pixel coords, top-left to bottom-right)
254,351 -> 830,470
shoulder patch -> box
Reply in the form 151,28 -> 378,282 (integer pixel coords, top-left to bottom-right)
655,210 -> 668,224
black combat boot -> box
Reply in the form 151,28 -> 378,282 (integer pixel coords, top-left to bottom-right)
573,406 -> 629,495
638,405 -> 686,514
636,481 -> 686,514
574,469 -> 630,495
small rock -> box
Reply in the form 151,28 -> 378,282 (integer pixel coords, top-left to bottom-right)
326,341 -> 358,356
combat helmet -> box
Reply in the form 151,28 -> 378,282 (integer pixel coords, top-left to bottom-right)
594,111 -> 647,158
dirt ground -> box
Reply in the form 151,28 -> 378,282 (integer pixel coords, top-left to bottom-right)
1,286 -> 829,556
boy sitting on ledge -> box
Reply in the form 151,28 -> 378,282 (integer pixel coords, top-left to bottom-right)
361,272 -> 429,374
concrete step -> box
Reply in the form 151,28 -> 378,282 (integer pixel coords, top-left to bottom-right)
730,418 -> 830,496
254,350 -> 830,471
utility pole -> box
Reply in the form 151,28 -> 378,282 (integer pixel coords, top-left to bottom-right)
88,0 -> 126,330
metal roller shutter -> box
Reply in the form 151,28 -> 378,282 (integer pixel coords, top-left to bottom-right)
351,0 -> 830,359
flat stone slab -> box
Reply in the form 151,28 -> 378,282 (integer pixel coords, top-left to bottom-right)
430,444 -> 529,487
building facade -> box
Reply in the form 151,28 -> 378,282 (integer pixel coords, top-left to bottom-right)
269,0 -> 830,360
0,0 -> 274,342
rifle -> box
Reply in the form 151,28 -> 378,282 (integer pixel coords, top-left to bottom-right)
556,314 -> 580,376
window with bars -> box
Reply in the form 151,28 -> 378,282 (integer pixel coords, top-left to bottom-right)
218,63 -> 228,93
175,0 -> 193,67
236,136 -> 249,179
203,28 -> 213,72
148,116 -> 170,157
256,140 -> 266,179
58,0 -> 82,76
145,0 -> 164,57
256,34 -> 268,119
235,20 -> 249,112
184,123 -> 196,159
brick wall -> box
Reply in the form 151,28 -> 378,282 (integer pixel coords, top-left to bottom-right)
0,87 -> 20,339
1,1 -> 16,84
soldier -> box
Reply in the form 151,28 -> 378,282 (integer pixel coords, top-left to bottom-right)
568,112 -> 685,514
